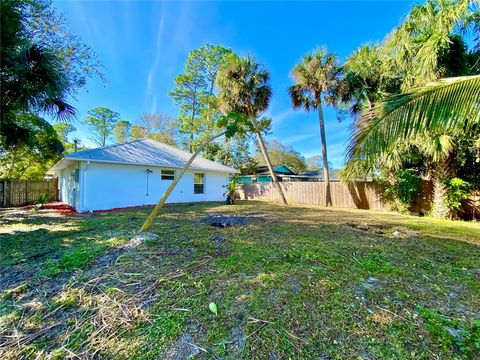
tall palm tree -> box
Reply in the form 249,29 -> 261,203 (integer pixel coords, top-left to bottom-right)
288,47 -> 341,206
216,55 -> 288,205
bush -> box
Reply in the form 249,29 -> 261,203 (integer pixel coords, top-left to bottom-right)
384,169 -> 420,213
443,177 -> 470,215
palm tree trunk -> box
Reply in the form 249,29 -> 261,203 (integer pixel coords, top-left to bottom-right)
254,129 -> 288,205
431,167 -> 451,219
317,97 -> 331,206
140,129 -> 227,232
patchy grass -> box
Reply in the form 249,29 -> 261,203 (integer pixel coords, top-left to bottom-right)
1,201 -> 479,359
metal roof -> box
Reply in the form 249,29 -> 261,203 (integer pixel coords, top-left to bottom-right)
48,138 -> 239,174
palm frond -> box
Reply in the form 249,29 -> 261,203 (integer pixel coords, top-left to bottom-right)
346,75 -> 480,162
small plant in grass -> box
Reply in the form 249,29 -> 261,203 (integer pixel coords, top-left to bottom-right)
384,169 -> 420,213
34,194 -> 49,210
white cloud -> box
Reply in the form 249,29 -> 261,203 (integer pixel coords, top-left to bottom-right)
146,14 -> 165,96
268,108 -> 297,129
72,1 -> 101,40
282,133 -> 316,144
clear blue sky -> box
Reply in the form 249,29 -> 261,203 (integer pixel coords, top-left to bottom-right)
54,0 -> 416,167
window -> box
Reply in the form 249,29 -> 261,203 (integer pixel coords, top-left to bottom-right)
194,173 -> 205,194
161,169 -> 175,180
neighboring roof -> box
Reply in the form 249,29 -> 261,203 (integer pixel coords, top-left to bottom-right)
255,164 -> 296,175
299,169 -> 340,180
49,138 -> 239,174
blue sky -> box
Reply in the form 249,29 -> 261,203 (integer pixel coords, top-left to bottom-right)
54,0 -> 416,167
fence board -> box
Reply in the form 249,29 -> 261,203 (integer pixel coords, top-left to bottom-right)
0,179 -> 58,207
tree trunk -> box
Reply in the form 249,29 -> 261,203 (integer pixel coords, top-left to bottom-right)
431,169 -> 451,219
140,130 -> 227,232
254,129 -> 288,205
189,132 -> 194,153
317,97 -> 331,206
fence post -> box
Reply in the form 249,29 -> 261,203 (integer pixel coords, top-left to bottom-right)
1,181 -> 5,207
25,180 -> 29,205
9,181 -> 13,207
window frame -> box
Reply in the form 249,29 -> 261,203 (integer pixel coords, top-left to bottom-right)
161,169 -> 175,181
193,172 -> 205,194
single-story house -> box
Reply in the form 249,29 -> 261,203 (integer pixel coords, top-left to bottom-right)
48,139 -> 238,212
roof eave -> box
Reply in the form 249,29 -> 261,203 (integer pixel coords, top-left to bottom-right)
52,156 -> 239,174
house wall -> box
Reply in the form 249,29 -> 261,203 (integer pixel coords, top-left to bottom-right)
58,163 -> 82,209
77,161 -> 230,212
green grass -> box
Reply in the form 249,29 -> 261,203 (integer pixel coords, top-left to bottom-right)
0,201 -> 479,359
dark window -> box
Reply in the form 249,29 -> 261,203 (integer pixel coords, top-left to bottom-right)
194,173 -> 204,194
161,170 -> 175,180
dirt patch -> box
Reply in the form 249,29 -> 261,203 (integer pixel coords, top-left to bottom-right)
355,276 -> 380,302
124,232 -> 159,249
202,213 -> 266,228
345,223 -> 419,238
0,265 -> 35,292
391,226 -> 419,238
163,333 -> 202,359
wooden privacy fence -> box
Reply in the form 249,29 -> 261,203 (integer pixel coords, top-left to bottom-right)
238,181 -> 388,210
238,181 -> 479,218
0,179 -> 59,208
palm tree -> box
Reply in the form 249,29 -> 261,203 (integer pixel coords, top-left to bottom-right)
216,55 -> 288,205
1,0 -> 76,147
346,76 -> 480,218
346,75 -> 480,162
288,47 -> 341,206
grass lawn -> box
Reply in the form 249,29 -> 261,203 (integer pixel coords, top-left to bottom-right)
1,201 -> 479,359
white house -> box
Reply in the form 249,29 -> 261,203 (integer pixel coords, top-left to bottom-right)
48,139 -> 238,212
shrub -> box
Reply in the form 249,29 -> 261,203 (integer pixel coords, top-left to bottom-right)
443,177 -> 470,215
384,169 -> 420,213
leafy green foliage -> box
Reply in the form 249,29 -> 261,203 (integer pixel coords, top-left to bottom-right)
384,169 -> 421,213
443,177 -> 471,213
341,1 -> 479,218
0,114 -> 63,179
254,140 -> 307,173
170,44 -> 232,152
34,193 -> 49,210
0,0 -> 101,147
347,75 -> 480,163
85,107 -> 120,147
114,120 -> 131,144
131,124 -> 148,140
289,47 -> 342,110
137,113 -> 179,146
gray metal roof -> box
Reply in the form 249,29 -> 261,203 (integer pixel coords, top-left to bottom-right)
49,138 -> 238,173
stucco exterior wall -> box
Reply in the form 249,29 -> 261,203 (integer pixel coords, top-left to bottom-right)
58,163 -> 82,210
73,161 -> 229,212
